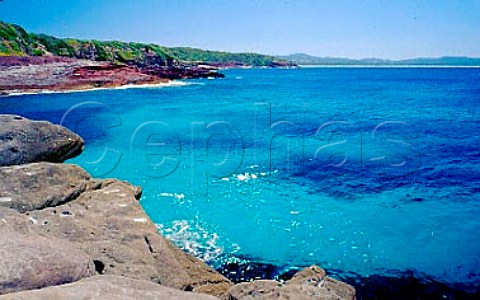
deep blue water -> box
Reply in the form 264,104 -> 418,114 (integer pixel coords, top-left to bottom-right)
1,67 -> 480,296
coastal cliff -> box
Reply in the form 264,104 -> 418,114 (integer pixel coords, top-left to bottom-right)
0,20 -> 289,69
0,20 -> 296,95
0,114 -> 356,299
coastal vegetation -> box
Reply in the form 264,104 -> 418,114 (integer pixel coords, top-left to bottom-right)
168,47 -> 278,66
0,20 -> 281,67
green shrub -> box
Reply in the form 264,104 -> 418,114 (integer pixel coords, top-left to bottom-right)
0,20 -> 279,66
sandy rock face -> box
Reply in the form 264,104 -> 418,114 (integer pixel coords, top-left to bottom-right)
223,265 -> 356,300
0,275 -> 218,300
0,226 -> 95,295
0,163 -> 90,212
21,179 -> 231,295
0,167 -> 232,296
0,115 -> 84,166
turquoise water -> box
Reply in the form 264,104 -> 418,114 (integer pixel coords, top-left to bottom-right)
2,67 -> 480,291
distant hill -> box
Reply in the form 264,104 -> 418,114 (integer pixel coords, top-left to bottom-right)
279,53 -> 480,66
0,20 -> 283,67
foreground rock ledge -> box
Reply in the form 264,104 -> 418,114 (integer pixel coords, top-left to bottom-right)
0,115 -> 84,167
0,226 -> 95,295
0,275 -> 217,300
0,163 -> 232,296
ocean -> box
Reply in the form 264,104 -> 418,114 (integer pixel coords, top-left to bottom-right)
2,67 -> 479,297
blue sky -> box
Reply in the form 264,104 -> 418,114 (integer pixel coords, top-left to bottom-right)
1,0 -> 479,59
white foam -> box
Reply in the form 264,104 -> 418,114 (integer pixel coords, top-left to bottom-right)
159,192 -> 185,200
157,220 -> 239,264
3,80 -> 195,97
230,168 -> 276,183
236,174 -> 248,181
158,192 -> 187,205
159,192 -> 174,197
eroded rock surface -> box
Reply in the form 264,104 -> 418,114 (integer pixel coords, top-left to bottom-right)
0,163 -> 89,212
0,115 -> 84,166
0,166 -> 232,296
223,265 -> 356,300
0,275 -> 218,300
0,56 -> 222,95
0,226 -> 95,295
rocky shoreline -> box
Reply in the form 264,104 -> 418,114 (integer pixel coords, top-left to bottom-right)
0,56 -> 224,96
0,114 -> 356,299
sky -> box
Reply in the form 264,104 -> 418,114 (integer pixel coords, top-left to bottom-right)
1,0 -> 480,59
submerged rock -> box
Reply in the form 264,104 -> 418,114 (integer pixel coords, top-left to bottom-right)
0,115 -> 84,166
223,265 -> 356,300
0,275 -> 218,300
0,226 -> 95,295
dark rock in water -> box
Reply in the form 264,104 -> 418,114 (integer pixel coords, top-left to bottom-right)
411,197 -> 426,202
276,268 -> 302,282
217,256 -> 302,283
0,275 -> 218,300
0,115 -> 84,166
341,273 -> 480,300
219,258 -> 286,283
142,66 -> 225,80
0,163 -> 90,212
222,265 -> 356,300
220,258 -> 480,300
0,226 -> 95,295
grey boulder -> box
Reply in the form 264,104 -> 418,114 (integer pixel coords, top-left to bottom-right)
0,115 -> 83,167
0,226 -> 95,295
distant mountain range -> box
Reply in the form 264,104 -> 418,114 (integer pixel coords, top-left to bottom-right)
279,53 -> 480,66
